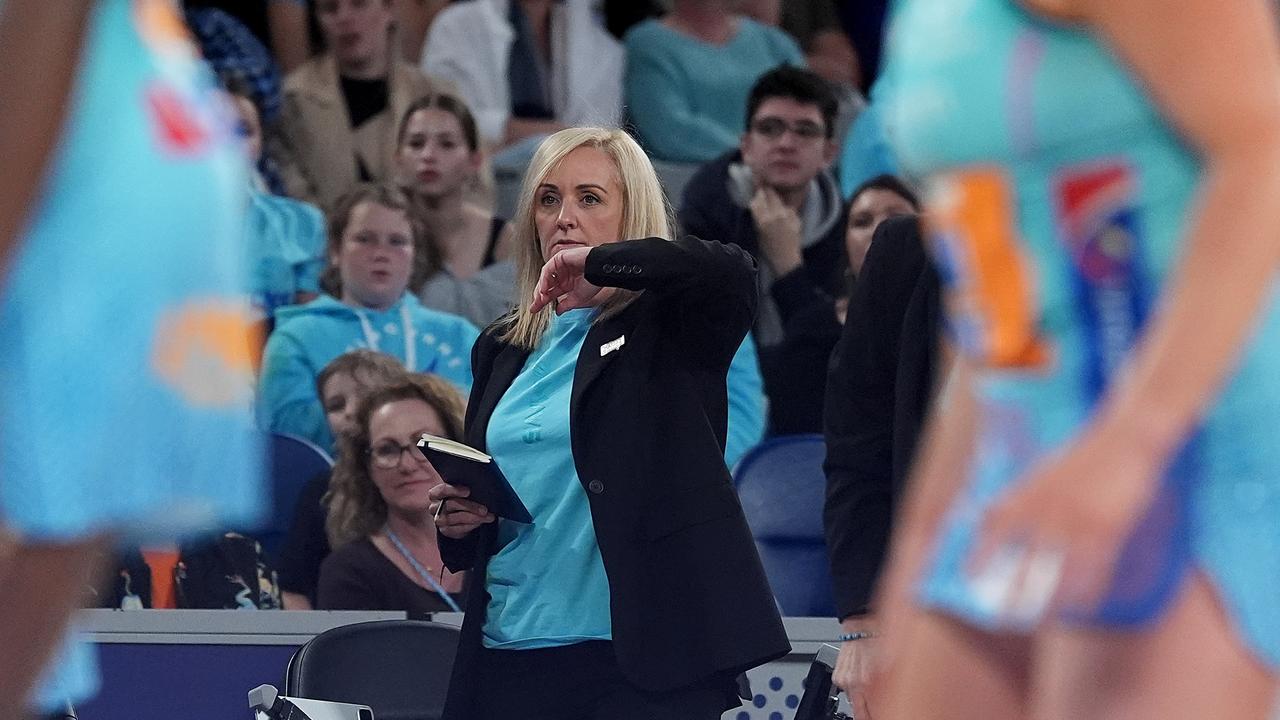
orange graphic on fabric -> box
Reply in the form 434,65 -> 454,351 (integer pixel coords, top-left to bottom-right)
152,302 -> 263,408
927,169 -> 1050,369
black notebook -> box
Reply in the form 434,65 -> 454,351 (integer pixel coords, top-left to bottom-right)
417,434 -> 532,524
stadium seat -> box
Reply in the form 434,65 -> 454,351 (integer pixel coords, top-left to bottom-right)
259,432 -> 333,562
285,619 -> 461,720
733,434 -> 837,617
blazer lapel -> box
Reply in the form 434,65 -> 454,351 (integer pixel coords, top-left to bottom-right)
571,313 -> 628,416
467,343 -> 530,453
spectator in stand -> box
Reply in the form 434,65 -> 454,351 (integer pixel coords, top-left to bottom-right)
623,0 -> 804,164
272,0 -> 453,210
821,214 -> 941,718
679,66 -> 843,348
318,375 -> 468,615
394,94 -> 519,327
738,0 -> 860,90
760,175 -> 919,435
278,350 -> 406,610
259,183 -> 478,453
224,78 -> 327,325
420,0 -> 623,152
184,3 -> 283,125
267,0 -> 451,73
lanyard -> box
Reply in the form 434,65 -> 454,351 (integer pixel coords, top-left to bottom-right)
356,303 -> 418,371
384,526 -> 462,613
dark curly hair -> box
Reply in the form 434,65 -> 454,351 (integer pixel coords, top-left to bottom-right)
324,374 -> 466,548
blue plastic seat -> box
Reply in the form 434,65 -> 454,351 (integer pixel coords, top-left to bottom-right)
733,434 -> 837,617
257,432 -> 333,562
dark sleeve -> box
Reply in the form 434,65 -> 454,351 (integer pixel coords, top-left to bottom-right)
316,544 -> 385,611
821,215 -> 927,619
585,235 -> 759,367
770,266 -> 833,324
276,471 -> 332,598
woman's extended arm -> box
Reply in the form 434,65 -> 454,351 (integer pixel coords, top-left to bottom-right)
0,2 -> 94,276
533,236 -> 759,366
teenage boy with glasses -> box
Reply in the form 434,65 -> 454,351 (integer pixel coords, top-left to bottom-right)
679,66 -> 846,349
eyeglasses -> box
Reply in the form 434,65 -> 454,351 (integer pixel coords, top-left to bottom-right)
750,117 -> 827,141
368,441 -> 427,469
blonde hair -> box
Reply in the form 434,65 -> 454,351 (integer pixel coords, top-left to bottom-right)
324,374 -> 467,548
500,128 -> 676,349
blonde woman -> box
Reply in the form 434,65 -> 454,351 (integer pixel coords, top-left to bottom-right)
318,374 -> 467,615
426,127 -> 788,719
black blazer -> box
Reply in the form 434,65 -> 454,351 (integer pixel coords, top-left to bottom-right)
821,216 -> 942,619
439,237 -> 790,719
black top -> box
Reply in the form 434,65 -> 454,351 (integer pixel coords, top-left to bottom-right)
821,216 -> 942,619
340,74 -> 389,129
439,237 -> 789,720
317,537 -> 461,617
759,268 -> 845,434
482,217 -> 507,268
276,471 -> 331,603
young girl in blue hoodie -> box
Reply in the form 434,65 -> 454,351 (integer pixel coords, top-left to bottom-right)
259,183 -> 480,452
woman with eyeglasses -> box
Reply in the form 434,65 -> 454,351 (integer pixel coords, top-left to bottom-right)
258,183 -> 480,454
872,0 -> 1280,718
317,374 -> 467,614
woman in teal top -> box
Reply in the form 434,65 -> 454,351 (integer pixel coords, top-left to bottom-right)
428,127 -> 788,719
623,0 -> 804,163
0,0 -> 265,712
871,0 -> 1280,718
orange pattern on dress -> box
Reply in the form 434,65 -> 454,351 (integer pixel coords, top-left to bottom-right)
927,168 -> 1051,369
151,301 -> 262,408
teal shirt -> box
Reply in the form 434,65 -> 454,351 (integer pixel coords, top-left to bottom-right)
624,18 -> 804,163
483,309 -> 612,648
245,186 -> 326,319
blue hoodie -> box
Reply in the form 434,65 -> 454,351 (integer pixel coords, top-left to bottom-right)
258,292 -> 480,451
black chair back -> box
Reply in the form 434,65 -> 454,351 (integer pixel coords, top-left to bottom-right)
285,619 -> 460,720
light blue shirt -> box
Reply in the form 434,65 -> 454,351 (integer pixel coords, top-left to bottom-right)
259,293 -> 479,452
624,18 -> 805,163
245,186 -> 326,319
482,308 -> 612,649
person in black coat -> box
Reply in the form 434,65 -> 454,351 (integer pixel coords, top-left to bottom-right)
427,127 -> 789,720
760,174 -> 919,434
820,215 -> 943,713
678,66 -> 847,348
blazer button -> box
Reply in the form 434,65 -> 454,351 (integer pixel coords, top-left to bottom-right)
588,479 -> 605,494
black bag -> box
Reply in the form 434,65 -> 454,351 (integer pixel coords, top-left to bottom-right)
175,532 -> 282,609
89,548 -> 153,609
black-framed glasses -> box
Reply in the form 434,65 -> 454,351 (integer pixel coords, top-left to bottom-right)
367,440 -> 427,469
750,117 -> 826,141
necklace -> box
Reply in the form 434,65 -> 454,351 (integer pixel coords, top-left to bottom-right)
384,525 -> 462,613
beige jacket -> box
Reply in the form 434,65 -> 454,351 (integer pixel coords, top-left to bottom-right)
273,54 -> 453,210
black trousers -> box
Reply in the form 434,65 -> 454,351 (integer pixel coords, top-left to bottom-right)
468,640 -> 741,720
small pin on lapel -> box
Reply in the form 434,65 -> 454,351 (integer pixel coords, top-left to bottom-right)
600,335 -> 626,357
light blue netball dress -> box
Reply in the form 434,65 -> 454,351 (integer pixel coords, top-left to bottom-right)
879,0 -> 1280,666
0,0 -> 264,706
